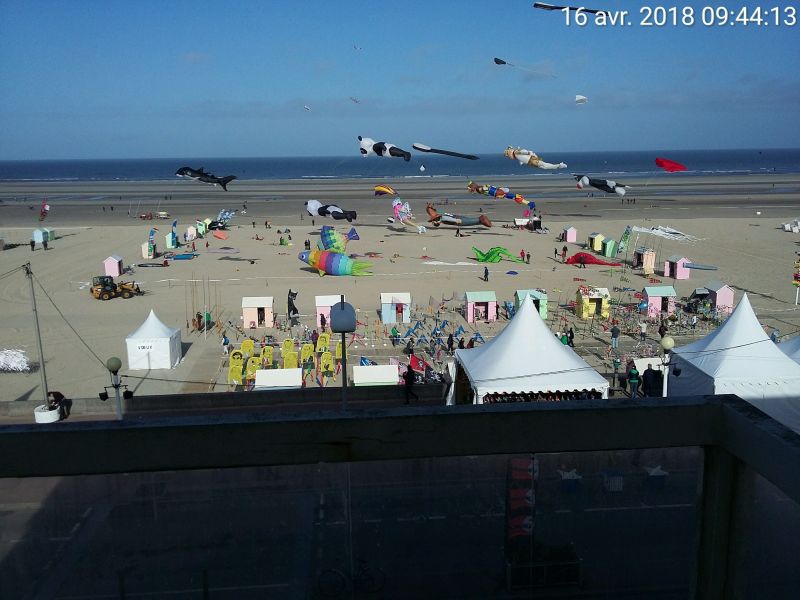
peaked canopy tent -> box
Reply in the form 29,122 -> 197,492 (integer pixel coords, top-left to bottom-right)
779,336 -> 800,364
455,295 -> 608,403
125,310 -> 182,370
668,294 -> 800,434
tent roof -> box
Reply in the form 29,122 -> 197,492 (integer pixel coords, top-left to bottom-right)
644,285 -> 677,297
105,255 -> 123,262
780,335 -> 800,363
705,280 -> 730,292
456,295 -> 608,396
666,254 -> 688,262
242,296 -> 273,308
673,294 -> 800,381
380,292 -> 411,305
126,310 -> 179,340
563,225 -> 575,231
316,295 -> 345,307
465,291 -> 497,303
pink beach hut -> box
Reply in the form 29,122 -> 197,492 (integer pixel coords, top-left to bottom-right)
562,226 -> 577,243
242,296 -> 274,329
642,285 -> 678,317
315,294 -> 343,328
664,255 -> 691,280
465,291 -> 497,323
103,255 -> 123,277
706,280 -> 735,314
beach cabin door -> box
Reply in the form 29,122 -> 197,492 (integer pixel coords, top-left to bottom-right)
396,304 -> 403,322
660,297 -> 669,313
592,298 -> 602,315
474,303 -> 486,320
257,307 -> 265,326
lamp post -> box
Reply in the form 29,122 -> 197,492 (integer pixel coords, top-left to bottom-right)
106,357 -> 123,420
660,336 -> 675,398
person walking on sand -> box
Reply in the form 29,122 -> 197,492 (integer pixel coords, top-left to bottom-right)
639,320 -> 647,342
628,365 -> 641,397
526,252 -> 531,264
554,248 -> 558,260
30,240 -> 35,252
447,333 -> 454,354
520,249 -> 526,262
484,266 -> 489,282
578,254 -> 586,268
42,239 -> 48,251
610,324 -> 620,350
561,246 -> 568,263
567,327 -> 575,347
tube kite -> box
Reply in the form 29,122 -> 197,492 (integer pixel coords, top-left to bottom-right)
426,204 -> 492,228
566,252 -> 622,267
575,175 -> 627,197
467,181 -> 534,209
504,146 -> 567,170
358,136 -> 411,161
317,226 -> 360,253
412,143 -> 479,161
305,200 -> 357,222
298,249 -> 372,276
374,184 -> 397,196
655,157 -> 687,172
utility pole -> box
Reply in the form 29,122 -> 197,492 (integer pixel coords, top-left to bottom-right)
23,263 -> 49,405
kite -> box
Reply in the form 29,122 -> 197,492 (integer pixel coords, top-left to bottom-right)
304,105 -> 312,111
39,200 -> 50,221
533,2 -> 606,15
298,248 -> 372,276
426,204 -> 492,228
288,289 -> 300,323
349,96 -> 361,104
374,184 -> 397,196
655,157 -> 687,172
574,175 -> 627,197
305,200 -> 357,222
492,57 -> 549,76
390,199 -> 427,234
504,146 -> 567,170
358,136 -> 411,161
467,181 -> 534,209
412,143 -> 479,160
176,167 -> 236,191
565,252 -> 621,267
684,263 -> 719,271
494,57 -> 509,66
217,209 -> 236,223
472,247 -> 525,263
318,226 -> 360,253
575,95 -> 588,104
420,165 -> 426,172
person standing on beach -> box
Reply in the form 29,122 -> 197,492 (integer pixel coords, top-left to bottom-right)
30,240 -> 35,252
447,333 -> 454,354
568,327 -> 575,347
526,252 -> 531,264
628,365 -> 641,397
484,266 -> 489,282
561,246 -> 568,263
554,248 -> 558,260
520,249 -> 526,262
610,324 -> 620,350
42,239 -> 48,251
639,321 -> 647,342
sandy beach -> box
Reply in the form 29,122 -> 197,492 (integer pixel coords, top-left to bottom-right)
1,174 -> 799,404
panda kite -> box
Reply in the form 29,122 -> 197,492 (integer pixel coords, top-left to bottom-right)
305,199 -> 357,223
358,136 -> 411,161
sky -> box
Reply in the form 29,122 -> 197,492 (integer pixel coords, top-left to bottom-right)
0,0 -> 798,159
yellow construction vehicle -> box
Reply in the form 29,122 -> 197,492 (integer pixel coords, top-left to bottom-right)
90,276 -> 142,300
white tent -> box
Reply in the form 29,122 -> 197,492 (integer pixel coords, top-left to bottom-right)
779,335 -> 800,364
125,310 -> 182,370
668,294 -> 800,434
455,295 -> 609,401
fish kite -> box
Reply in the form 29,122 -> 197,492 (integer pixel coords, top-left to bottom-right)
390,199 -> 427,234
504,146 -> 567,170
467,181 -> 534,209
575,94 -> 588,104
566,252 -> 622,267
305,199 -> 357,222
318,226 -> 360,253
175,167 -> 237,191
574,175 -> 627,197
298,248 -> 372,276
412,143 -> 479,161
39,200 -> 50,221
374,184 -> 397,196
358,136 -> 411,161
426,204 -> 492,228
533,2 -> 606,15
655,157 -> 687,172
472,247 -> 525,263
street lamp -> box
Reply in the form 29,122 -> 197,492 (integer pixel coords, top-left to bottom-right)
106,357 -> 123,420
660,336 -> 675,397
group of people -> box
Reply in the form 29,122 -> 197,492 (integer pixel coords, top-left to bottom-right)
554,246 -> 569,263
556,328 -> 576,347
482,389 -> 604,404
623,363 -> 662,397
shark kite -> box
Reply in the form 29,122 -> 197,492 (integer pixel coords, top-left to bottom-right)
175,167 -> 237,191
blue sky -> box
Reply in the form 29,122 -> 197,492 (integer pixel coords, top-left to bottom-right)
1,0 -> 798,159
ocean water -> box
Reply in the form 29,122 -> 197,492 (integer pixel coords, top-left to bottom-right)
0,149 -> 798,182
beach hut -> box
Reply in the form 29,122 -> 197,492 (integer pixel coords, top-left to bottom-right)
165,232 -> 178,249
196,220 -> 207,236
601,238 -> 617,258
642,285 -> 678,317
575,286 -> 610,320
103,255 -> 124,277
186,225 -> 197,241
562,225 -> 577,243
587,232 -> 605,253
664,255 -> 691,280
241,296 -> 274,329
125,310 -> 182,370
705,280 -> 735,314
633,247 -> 656,275
380,292 -> 411,325
140,241 -> 156,259
32,228 -> 55,243
315,295 -> 344,329
464,291 -> 497,323
515,289 -> 547,319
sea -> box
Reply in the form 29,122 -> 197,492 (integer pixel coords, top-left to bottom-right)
0,149 -> 798,182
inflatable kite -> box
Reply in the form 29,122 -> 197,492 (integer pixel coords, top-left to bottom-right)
298,248 -> 372,276
287,289 -> 300,323
39,200 -> 50,221
318,226 -> 359,253
175,167 -> 236,191
374,184 -> 397,196
655,157 -> 687,172
467,181 -> 535,209
412,143 -> 479,160
472,247 -> 525,263
426,204 -> 492,228
305,200 -> 357,222
504,146 -> 567,170
533,2 -> 606,15
574,175 -> 627,197
565,252 -> 621,267
358,136 -> 411,161
575,95 -> 588,104
390,199 -> 427,234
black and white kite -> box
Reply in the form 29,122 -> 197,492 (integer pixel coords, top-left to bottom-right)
176,167 -> 237,191
533,2 -> 606,15
305,199 -> 357,222
575,175 -> 627,197
358,136 -> 411,161
412,143 -> 479,161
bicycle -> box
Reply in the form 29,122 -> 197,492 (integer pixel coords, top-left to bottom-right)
317,559 -> 386,597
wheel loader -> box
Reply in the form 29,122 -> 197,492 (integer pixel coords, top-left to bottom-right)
90,276 -> 142,300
